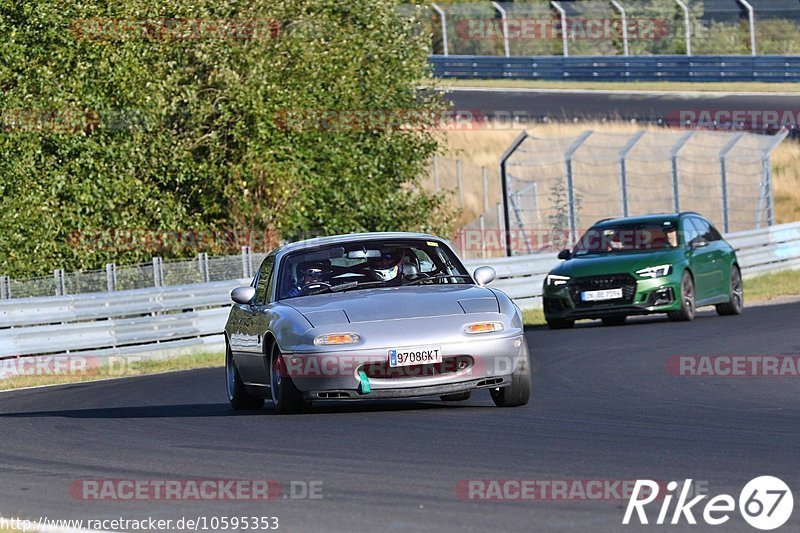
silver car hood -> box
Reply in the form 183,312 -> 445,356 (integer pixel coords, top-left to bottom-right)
284,285 -> 499,326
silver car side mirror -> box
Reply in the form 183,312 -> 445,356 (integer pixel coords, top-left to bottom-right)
473,266 -> 496,287
231,286 -> 256,305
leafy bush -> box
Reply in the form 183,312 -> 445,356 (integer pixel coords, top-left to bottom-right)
0,0 -> 453,278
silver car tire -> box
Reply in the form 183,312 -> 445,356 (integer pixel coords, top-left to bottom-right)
226,342 -> 264,410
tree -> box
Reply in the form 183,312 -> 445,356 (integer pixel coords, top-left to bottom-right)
0,0 -> 454,277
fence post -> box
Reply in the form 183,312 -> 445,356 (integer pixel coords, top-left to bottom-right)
499,131 -> 530,256
757,129 -> 789,228
719,133 -> 744,233
0,275 -> 9,299
241,246 -> 252,278
491,1 -> 510,57
737,0 -> 756,56
433,156 -> 440,191
431,3 -> 448,56
152,257 -> 164,288
481,166 -> 490,213
551,1 -> 569,57
619,131 -> 646,218
674,0 -> 692,56
479,215 -> 487,259
670,131 -> 695,213
456,159 -> 464,207
198,252 -> 210,283
564,131 -> 593,245
611,0 -> 629,56
54,269 -> 65,296
497,202 -> 505,254
106,263 -> 117,292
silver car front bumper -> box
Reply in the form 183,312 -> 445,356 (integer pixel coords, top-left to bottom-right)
282,333 -> 528,400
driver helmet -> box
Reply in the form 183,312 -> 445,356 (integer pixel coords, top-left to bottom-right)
368,250 -> 404,282
299,261 -> 330,285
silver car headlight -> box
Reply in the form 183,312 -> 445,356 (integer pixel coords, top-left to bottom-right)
546,274 -> 571,287
635,264 -> 672,279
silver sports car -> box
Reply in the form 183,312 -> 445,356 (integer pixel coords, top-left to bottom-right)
224,232 -> 530,413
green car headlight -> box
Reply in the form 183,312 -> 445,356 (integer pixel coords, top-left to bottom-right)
546,274 -> 571,287
635,264 -> 672,279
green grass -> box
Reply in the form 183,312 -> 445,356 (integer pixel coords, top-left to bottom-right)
743,269 -> 800,302
0,351 -> 223,392
523,308 -> 547,327
438,79 -> 797,93
523,269 -> 800,328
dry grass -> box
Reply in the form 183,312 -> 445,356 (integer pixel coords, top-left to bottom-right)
433,122 -> 800,226
771,140 -> 800,223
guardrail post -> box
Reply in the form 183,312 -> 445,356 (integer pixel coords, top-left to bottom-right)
433,156 -> 440,191
152,257 -> 164,288
618,131 -> 646,217
719,133 -> 744,233
670,131 -> 695,212
106,263 -> 117,292
0,275 -> 9,299
551,1 -> 569,57
491,1 -> 510,57
54,269 -> 65,296
611,0 -> 629,56
499,131 -> 530,256
456,159 -> 464,207
564,131 -> 593,245
198,253 -> 210,283
431,3 -> 448,56
241,246 -> 253,278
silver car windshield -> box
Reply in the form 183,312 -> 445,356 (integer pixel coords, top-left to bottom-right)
278,239 -> 470,300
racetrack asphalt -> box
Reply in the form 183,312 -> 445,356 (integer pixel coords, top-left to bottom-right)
0,302 -> 799,532
446,87 -> 800,127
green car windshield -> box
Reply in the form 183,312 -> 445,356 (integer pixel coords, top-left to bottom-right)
573,221 -> 680,256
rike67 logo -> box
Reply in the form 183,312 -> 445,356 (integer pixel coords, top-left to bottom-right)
623,477 -> 793,530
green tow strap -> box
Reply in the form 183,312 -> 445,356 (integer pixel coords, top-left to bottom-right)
357,370 -> 371,394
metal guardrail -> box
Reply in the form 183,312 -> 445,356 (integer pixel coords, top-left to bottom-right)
1,223 -> 798,360
429,55 -> 800,82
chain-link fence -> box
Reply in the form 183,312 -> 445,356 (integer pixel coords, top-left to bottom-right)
0,249 -> 262,300
420,1 -> 800,56
496,128 -> 788,256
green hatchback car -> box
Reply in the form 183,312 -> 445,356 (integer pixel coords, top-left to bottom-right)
543,212 -> 743,329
